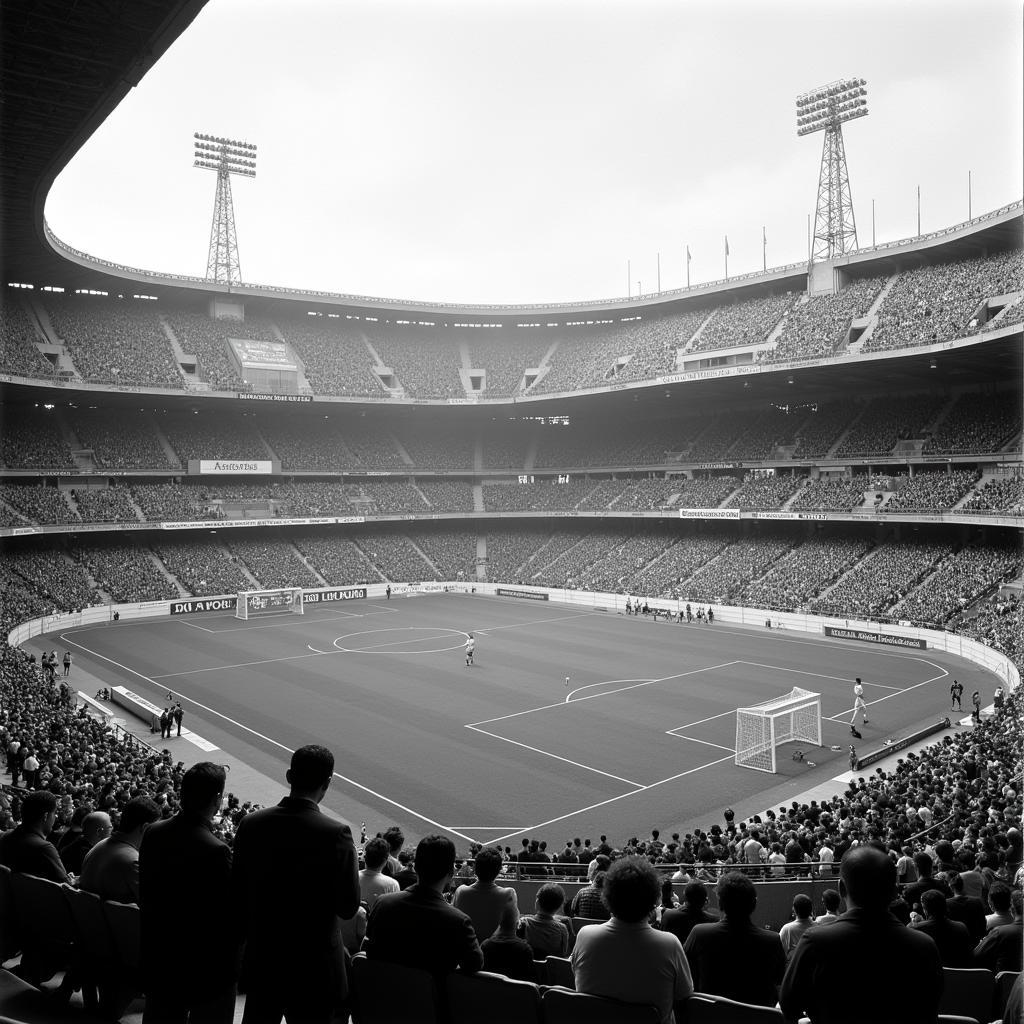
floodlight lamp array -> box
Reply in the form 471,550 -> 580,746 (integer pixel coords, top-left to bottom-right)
193,133 -> 258,177
795,78 -> 868,136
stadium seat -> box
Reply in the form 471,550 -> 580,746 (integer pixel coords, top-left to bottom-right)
938,968 -> 995,1024
544,956 -> 575,989
8,873 -> 74,984
100,900 -> 141,973
571,916 -> 606,933
350,951 -> 441,1024
0,865 -> 18,963
0,969 -> 81,1024
936,1017 -> 981,1024
687,993 -> 784,1022
541,986 -> 659,1024
445,970 -> 543,1024
994,971 -> 1021,1022
63,885 -> 118,1012
532,960 -> 548,985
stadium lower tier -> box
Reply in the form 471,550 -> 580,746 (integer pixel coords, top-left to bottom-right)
2,523 -> 1021,665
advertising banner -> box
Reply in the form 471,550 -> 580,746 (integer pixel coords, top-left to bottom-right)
304,588 -> 367,603
170,596 -> 237,615
193,460 -> 277,475
678,508 -> 741,519
823,625 -> 927,649
496,588 -> 549,601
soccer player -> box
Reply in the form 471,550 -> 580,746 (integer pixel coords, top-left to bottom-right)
565,676 -> 570,688
950,679 -> 963,711
850,678 -> 869,735
971,690 -> 981,724
465,634 -> 475,667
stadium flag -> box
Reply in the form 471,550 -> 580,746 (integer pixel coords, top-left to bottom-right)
686,245 -> 691,287
686,245 -> 692,262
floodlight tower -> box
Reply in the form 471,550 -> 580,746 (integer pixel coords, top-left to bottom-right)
796,78 -> 867,262
193,132 -> 257,286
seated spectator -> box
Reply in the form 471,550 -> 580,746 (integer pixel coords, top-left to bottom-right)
780,846 -> 943,1024
78,795 -> 160,904
0,789 -> 68,882
903,851 -> 952,907
973,889 -> 1022,973
812,888 -> 842,927
363,834 -> 484,977
945,871 -> 987,945
659,880 -> 718,945
60,810 -> 112,877
481,900 -> 537,982
452,846 -> 519,940
683,872 -> 785,1007
570,868 -> 611,920
360,836 -> 400,910
571,857 -> 693,1024
393,849 -> 418,890
986,882 -> 1014,931
911,889 -> 974,968
779,893 -> 815,960
518,882 -> 573,958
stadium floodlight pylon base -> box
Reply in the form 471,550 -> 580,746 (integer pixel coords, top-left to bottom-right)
235,588 -> 304,620
735,686 -> 822,774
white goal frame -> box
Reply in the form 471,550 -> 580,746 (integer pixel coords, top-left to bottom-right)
235,588 -> 305,620
735,686 -> 822,774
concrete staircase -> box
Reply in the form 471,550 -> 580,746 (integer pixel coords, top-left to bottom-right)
293,543 -> 328,586
473,483 -> 484,512
148,550 -> 188,597
680,310 -> 718,354
476,535 -> 487,580
149,413 -> 183,469
844,274 -> 899,354
407,538 -> 440,576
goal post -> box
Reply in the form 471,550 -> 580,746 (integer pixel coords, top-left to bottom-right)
235,588 -> 305,620
735,687 -> 822,774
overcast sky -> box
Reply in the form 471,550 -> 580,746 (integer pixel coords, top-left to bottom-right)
45,0 -> 1023,306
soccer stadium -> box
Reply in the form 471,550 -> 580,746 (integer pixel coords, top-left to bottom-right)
0,2 -> 1021,1023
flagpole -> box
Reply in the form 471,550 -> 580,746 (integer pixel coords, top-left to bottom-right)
657,252 -> 661,293
917,185 -> 921,237
872,199 -> 875,246
627,259 -> 631,298
686,246 -> 691,288
762,226 -> 767,272
968,170 -> 972,220
724,236 -> 729,280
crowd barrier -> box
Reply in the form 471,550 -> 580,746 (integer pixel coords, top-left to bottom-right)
8,582 -> 1019,697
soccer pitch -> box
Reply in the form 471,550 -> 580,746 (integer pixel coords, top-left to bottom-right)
51,593 -> 977,844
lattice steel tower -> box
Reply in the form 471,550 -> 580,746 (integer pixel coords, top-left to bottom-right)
194,133 -> 257,285
796,79 -> 868,262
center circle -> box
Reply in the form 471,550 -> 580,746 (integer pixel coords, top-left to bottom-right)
333,626 -> 470,655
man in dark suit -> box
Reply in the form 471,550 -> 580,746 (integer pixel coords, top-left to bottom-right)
945,870 -> 988,945
911,889 -> 974,967
974,889 -> 1023,973
232,745 -> 359,1024
139,762 -> 236,1024
660,880 -> 718,944
80,796 -> 160,904
683,871 -> 786,1007
0,790 -> 68,883
362,834 -> 484,977
780,845 -> 944,1024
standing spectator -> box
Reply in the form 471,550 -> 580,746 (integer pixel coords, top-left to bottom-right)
684,872 -> 785,1007
973,890 -> 1023,973
359,836 -> 400,911
779,894 -> 816,960
139,763 -> 236,1024
172,703 -> 184,738
481,900 -> 537,982
232,745 -> 359,1024
79,796 -> 160,904
21,748 -> 39,789
362,834 -> 484,977
452,846 -> 519,940
62,651 -> 72,677
903,852 -> 951,907
911,889 -> 974,967
571,857 -> 692,1024
381,825 -> 404,876
780,846 -> 943,1024
986,883 -> 1015,931
659,881 -> 718,945
812,889 -> 843,927
518,882 -> 572,958
0,790 -> 68,882
945,872 -> 987,945
393,849 -> 418,890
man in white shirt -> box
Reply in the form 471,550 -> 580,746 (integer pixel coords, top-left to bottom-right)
359,837 -> 400,910
812,889 -> 842,927
572,856 -> 692,1024
779,894 -> 815,960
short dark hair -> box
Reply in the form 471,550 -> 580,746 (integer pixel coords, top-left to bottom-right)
415,835 -> 456,885
921,889 -> 947,917
913,851 -> 933,876
988,883 -> 1012,912
716,872 -> 757,919
793,893 -> 813,919
474,847 -> 504,884
180,762 -> 227,813
363,837 -> 390,870
593,854 -> 611,872
119,796 -> 161,833
382,826 -> 404,854
822,888 -> 841,913
289,745 -> 334,791
842,846 -> 897,910
888,896 -> 911,925
21,790 -> 58,825
1012,890 -> 1023,916
602,857 -> 661,923
536,883 -> 565,914
683,881 -> 709,908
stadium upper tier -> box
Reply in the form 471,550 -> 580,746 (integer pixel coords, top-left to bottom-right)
3,243 -> 1020,401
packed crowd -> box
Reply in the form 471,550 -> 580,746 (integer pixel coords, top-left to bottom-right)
0,416 -> 74,469
724,473 -> 804,510
924,392 -> 1021,456
683,533 -> 794,603
884,469 -> 981,513
0,299 -> 55,379
789,475 -> 869,512
258,419 -> 358,473
353,532 -> 441,582
159,413 -> 271,465
70,486 -> 140,523
467,334 -> 551,396
226,539 -> 322,590
416,480 -> 476,512
165,312 -> 273,392
294,535 -> 384,586
962,476 -> 1024,516
413,530 -> 478,580
70,409 -> 175,471
43,296 -> 184,389
0,484 -> 79,524
71,543 -> 178,603
369,330 -> 465,399
152,539 -> 252,597
277,317 -> 385,397
396,429 -> 475,473
955,592 -> 1023,667
791,401 -> 859,459
836,394 -> 947,458
690,292 -> 797,354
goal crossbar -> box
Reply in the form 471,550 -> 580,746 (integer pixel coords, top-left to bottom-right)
735,686 -> 822,774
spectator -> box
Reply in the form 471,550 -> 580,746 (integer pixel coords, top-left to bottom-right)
812,888 -> 843,927
986,883 -> 1014,931
571,857 -> 692,1024
78,795 -> 160,904
659,880 -> 718,945
139,762 -> 236,1024
480,899 -> 537,982
452,846 -> 519,940
570,868 -> 611,920
683,872 -> 785,1007
945,871 -> 988,945
232,745 -> 360,1024
362,834 -> 484,977
60,810 -> 112,877
359,836 -> 400,910
780,846 -> 943,1024
973,889 -> 1023,973
911,889 -> 974,968
518,882 -> 573,958
393,848 -> 418,890
0,789 -> 68,882
779,894 -> 815,960
381,825 -> 405,876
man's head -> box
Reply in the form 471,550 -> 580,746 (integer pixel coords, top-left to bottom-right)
535,883 -> 565,915
363,837 -> 390,871
602,856 -> 660,924
840,846 -> 897,912
913,851 -> 933,878
118,796 -> 160,842
82,810 -> 113,846
989,883 -> 1012,914
287,745 -> 334,800
21,790 -> 58,831
921,889 -> 948,920
473,846 -> 504,884
382,826 -> 404,855
716,872 -> 757,921
822,888 -> 841,914
683,880 -> 709,909
180,762 -> 227,819
414,835 -> 456,888
792,894 -> 813,920
1012,890 -> 1023,921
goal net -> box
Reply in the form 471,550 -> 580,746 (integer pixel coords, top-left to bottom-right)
735,686 -> 822,774
235,588 -> 305,620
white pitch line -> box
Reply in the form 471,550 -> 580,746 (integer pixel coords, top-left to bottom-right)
669,734 -> 736,753
57,630 -> 478,845
565,679 -> 651,702
465,724 -> 646,788
177,618 -> 217,633
736,661 -> 904,691
824,666 -> 949,722
665,708 -> 735,733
